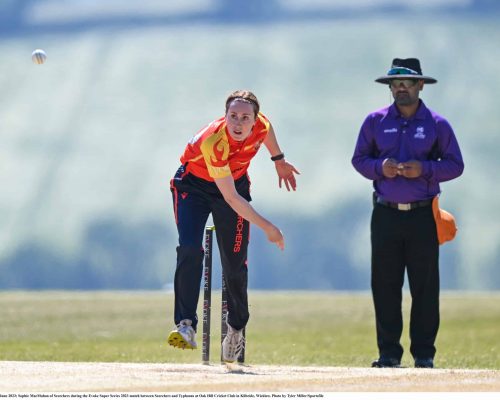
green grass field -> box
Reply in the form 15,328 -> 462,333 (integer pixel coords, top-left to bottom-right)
0,291 -> 498,369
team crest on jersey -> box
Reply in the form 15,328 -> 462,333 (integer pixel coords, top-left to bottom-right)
414,126 -> 426,139
210,137 -> 229,167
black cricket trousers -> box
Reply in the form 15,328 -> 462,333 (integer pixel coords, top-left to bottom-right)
170,166 -> 250,332
371,202 -> 440,361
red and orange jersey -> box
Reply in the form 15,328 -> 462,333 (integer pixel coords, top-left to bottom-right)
180,113 -> 270,181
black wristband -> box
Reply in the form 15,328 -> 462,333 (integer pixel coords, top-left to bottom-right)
271,153 -> 285,161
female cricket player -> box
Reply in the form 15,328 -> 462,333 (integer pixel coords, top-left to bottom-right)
168,90 -> 299,362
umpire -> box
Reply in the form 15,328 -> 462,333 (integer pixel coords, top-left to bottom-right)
352,58 -> 464,368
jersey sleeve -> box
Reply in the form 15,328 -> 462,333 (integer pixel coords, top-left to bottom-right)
257,112 -> 270,132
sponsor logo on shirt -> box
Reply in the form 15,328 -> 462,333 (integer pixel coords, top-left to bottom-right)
384,128 -> 398,133
414,126 -> 426,139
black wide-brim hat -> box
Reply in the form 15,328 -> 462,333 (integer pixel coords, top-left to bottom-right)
375,58 -> 437,84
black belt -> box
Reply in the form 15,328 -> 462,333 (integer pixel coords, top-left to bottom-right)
374,195 -> 432,211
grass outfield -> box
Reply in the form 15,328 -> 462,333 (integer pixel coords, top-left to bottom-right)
0,291 -> 498,369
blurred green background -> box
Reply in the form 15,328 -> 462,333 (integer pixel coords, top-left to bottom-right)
1,0 -> 500,290
1,291 -> 498,368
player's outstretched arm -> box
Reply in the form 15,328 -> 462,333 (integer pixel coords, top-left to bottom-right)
215,175 -> 284,250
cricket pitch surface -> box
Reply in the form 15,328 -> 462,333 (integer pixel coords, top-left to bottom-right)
1,361 -> 499,392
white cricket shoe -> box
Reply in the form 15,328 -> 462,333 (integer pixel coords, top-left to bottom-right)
222,323 -> 245,363
167,319 -> 197,350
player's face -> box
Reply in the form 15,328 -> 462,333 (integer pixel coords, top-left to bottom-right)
225,100 -> 256,141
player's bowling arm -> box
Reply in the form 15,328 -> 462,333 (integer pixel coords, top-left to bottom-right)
214,176 -> 284,249
214,176 -> 272,230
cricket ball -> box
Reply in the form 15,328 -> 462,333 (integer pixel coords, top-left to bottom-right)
32,49 -> 47,65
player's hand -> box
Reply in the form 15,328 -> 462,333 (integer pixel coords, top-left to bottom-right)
398,160 -> 422,178
265,225 -> 284,251
275,159 -> 300,191
382,158 -> 399,178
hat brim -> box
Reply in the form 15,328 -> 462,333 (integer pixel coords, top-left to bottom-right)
375,75 -> 437,84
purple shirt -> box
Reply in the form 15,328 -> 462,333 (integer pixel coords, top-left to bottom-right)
352,101 -> 464,203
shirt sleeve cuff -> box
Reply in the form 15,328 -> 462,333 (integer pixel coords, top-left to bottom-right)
375,159 -> 384,178
421,161 -> 432,180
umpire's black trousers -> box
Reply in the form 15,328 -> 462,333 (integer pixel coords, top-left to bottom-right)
371,202 -> 440,361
